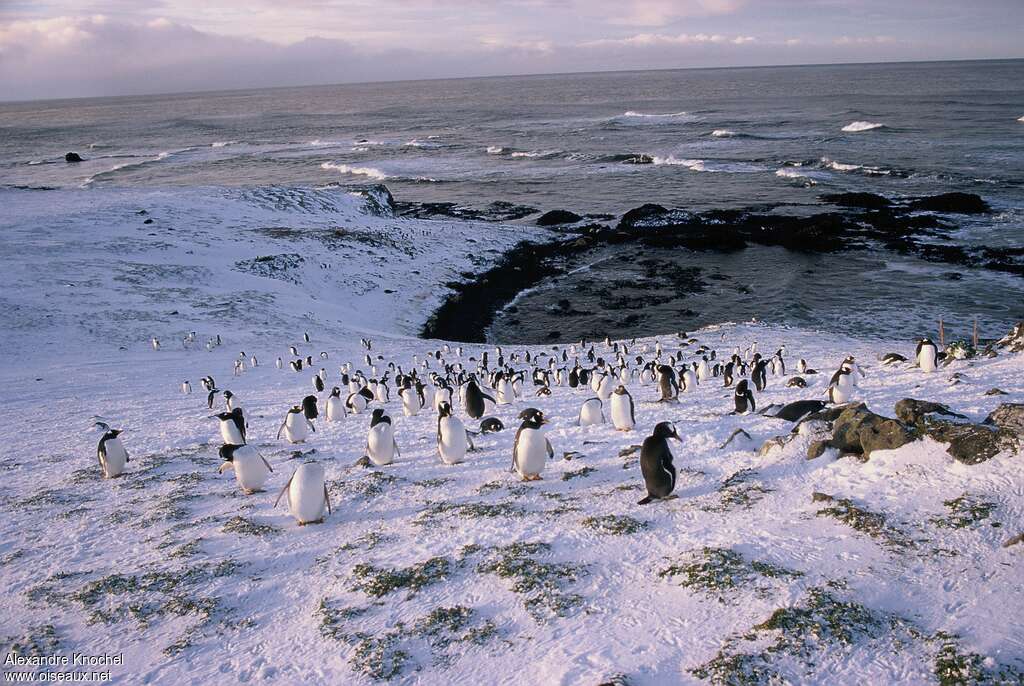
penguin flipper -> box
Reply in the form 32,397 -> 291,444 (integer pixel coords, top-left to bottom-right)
274,473 -> 295,508
218,462 -> 233,474
637,496 -> 654,505
276,420 -> 287,440
207,390 -> 217,409
261,455 -> 274,472
97,444 -> 106,472
324,485 -> 332,516
466,431 -> 476,452
308,419 -> 316,433
545,438 -> 554,459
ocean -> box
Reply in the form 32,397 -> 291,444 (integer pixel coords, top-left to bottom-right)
2,59 -> 1023,342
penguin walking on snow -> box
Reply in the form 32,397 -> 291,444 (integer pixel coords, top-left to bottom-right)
213,408 -> 247,445
578,397 -> 605,426
463,379 -> 494,420
96,426 -> 129,478
637,422 -> 680,505
828,369 -> 854,404
437,402 -> 473,465
366,409 -> 399,466
278,406 -> 315,443
732,379 -> 756,414
326,387 -> 345,421
513,410 -> 553,481
181,381 -> 191,395
609,385 -> 636,431
275,462 -> 330,525
218,444 -> 273,494
656,364 -> 679,402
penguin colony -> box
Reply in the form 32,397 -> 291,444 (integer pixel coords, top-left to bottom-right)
97,331 -> 948,520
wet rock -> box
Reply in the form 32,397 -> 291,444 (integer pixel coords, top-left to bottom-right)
924,421 -> 1018,465
908,192 -> 989,214
831,406 -> 915,458
807,439 -> 832,459
995,321 -> 1024,353
985,388 -> 1008,396
821,192 -> 892,209
618,204 -> 669,228
621,154 -> 654,165
348,184 -> 396,217
894,398 -> 967,427
811,491 -> 834,503
64,152 -> 83,162
537,209 -> 583,226
983,404 -> 1024,435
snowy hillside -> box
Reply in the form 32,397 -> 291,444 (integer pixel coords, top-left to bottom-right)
1,185 -> 1022,685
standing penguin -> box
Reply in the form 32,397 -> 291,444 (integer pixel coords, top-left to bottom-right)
326,387 -> 345,422
436,402 -> 472,465
313,374 -> 325,393
513,410 -> 553,481
218,444 -> 273,494
681,367 -> 697,393
275,462 -> 330,525
609,385 -> 636,431
656,364 -> 679,402
302,395 -> 319,420
916,338 -> 938,373
278,406 -> 315,443
400,382 -> 424,417
346,388 -> 374,415
828,369 -> 854,404
213,408 -> 247,445
637,422 -> 680,505
752,359 -> 768,392
463,379 -> 494,420
732,379 -> 756,415
96,427 -> 129,478
181,380 -> 192,395
578,397 -> 605,426
366,409 -> 399,466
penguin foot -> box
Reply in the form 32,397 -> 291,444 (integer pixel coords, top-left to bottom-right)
637,496 -> 653,505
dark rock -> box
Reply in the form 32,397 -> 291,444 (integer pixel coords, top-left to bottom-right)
807,440 -> 832,459
348,184 -> 396,217
894,398 -> 967,427
821,192 -> 892,210
143,218 -> 154,224
811,491 -> 834,502
924,421 -> 1018,465
908,192 -> 990,214
831,406 -> 915,457
621,154 -> 654,165
996,322 -> 1024,353
1004,533 -> 1024,548
537,210 -> 583,226
618,204 -> 669,228
985,388 -> 1008,396
984,404 -> 1024,435
803,402 -> 867,424
64,152 -> 83,163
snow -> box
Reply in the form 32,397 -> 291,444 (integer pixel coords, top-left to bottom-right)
1,184 -> 1022,684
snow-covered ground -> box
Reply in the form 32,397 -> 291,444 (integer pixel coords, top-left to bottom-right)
1,185 -> 1022,685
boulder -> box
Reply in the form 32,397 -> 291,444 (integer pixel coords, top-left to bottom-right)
984,404 -> 1024,435
923,421 -> 1018,465
618,204 -> 668,228
807,439 -> 831,459
831,406 -> 915,458
894,398 -> 967,427
820,192 -> 892,210
536,210 -> 583,226
64,152 -> 83,163
908,192 -> 989,214
621,154 -> 654,165
995,321 -> 1024,353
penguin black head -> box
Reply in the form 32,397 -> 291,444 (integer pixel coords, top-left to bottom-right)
330,387 -> 341,397
438,402 -> 453,418
370,408 -> 391,427
652,421 -> 680,440
218,444 -> 240,461
735,379 -> 749,393
518,407 -> 547,427
213,411 -> 234,421
614,385 -> 628,395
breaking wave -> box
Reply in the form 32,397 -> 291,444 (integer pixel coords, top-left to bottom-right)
841,121 -> 886,132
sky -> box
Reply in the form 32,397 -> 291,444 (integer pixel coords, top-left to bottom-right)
1,1 -> 1022,101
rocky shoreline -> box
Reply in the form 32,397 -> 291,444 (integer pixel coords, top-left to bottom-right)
417,190 -> 1023,343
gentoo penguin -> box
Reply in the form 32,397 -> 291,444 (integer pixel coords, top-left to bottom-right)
213,408 -> 247,445
495,373 -> 515,405
97,427 -> 129,478
722,362 -> 734,387
463,379 -> 494,420
697,358 -> 711,382
513,410 -> 552,481
681,367 -> 697,393
223,390 -> 242,413
578,397 -> 605,426
400,382 -> 424,417
347,387 -> 374,414
880,352 -> 907,365
278,406 -> 315,443
275,462 -> 330,525
326,387 -> 345,422
916,338 -> 938,373
637,422 -> 680,505
762,399 -> 827,422
787,377 -> 808,388
828,369 -> 854,404
276,357 -> 283,370
302,395 -> 319,420
151,337 -> 160,351
596,372 -> 615,401
752,359 -> 768,392
480,417 -> 504,434
313,374 -> 325,393
732,379 -> 756,415
366,409 -> 399,466
433,385 -> 453,413
609,385 -> 636,431
437,402 -> 473,465
218,444 -> 273,494
181,380 -> 191,395
656,364 -> 679,402
374,378 -> 390,403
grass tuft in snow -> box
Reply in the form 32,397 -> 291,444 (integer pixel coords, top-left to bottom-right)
932,631 -> 1024,685
4,624 -> 61,657
222,515 -> 281,537
930,494 -> 998,530
351,557 -> 452,598
562,466 -> 598,481
332,471 -> 404,499
473,542 -> 587,621
581,514 -> 648,535
703,469 -> 772,512
815,496 -> 913,549
659,547 -> 803,603
417,499 -> 527,524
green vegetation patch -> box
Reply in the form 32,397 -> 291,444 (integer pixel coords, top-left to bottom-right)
582,514 -> 648,535
473,542 -> 587,621
815,496 -> 913,549
930,494 -> 997,529
659,547 -> 802,603
351,557 -> 452,598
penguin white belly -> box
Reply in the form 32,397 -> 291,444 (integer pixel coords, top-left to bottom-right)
682,370 -> 697,392
697,363 -> 710,381
433,388 -> 452,413
512,379 -> 523,398
289,463 -> 327,524
367,424 -> 396,465
375,385 -> 389,403
349,394 -> 368,414
400,389 -> 421,416
101,438 -> 128,478
496,380 -> 514,405
918,348 -> 937,373
609,396 -> 634,430
619,368 -> 630,384
348,381 -> 361,394
422,385 -> 436,409
639,369 -> 653,385
579,399 -> 604,426
830,380 -> 852,404
438,416 -> 467,465
284,414 -> 309,443
233,448 -> 270,492
515,429 -> 548,477
597,376 -> 614,401
590,375 -> 603,394
326,397 -> 345,422
220,421 -> 245,446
